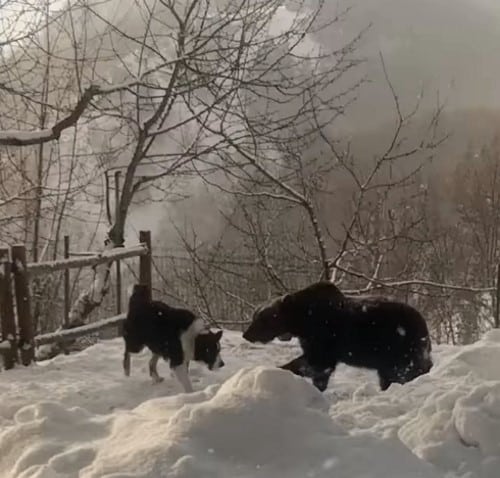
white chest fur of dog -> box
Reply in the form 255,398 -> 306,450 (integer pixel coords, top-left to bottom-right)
174,319 -> 206,392
180,318 -> 205,362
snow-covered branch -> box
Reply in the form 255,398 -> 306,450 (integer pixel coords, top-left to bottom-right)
336,264 -> 495,294
0,78 -> 151,146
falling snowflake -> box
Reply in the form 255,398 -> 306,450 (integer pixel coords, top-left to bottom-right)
323,457 -> 339,470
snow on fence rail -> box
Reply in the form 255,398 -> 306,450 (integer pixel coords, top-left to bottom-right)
35,314 -> 126,346
26,243 -> 148,276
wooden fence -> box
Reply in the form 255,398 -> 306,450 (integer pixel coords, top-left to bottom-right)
0,230 -> 152,369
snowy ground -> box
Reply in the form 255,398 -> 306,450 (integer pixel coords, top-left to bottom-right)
1,330 -> 500,478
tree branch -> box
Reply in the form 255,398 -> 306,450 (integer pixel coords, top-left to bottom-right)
0,77 -> 161,147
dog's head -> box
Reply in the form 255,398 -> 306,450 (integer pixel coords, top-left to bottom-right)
242,296 -> 291,344
194,329 -> 225,371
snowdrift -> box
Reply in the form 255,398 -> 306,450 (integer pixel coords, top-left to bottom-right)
0,366 -> 438,478
329,329 -> 500,478
0,330 -> 500,477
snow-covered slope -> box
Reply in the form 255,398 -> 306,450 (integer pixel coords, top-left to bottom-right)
1,330 -> 500,477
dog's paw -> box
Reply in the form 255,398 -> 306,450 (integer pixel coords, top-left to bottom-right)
151,376 -> 165,384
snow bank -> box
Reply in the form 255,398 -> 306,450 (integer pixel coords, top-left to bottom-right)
330,329 -> 500,478
86,367 -> 440,478
0,365 -> 439,478
1,330 -> 500,477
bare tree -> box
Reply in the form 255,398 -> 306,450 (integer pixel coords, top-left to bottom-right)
7,1 -> 491,347
0,0 -> 163,331
414,135 -> 500,343
191,50 -> 446,294
0,1 -> 338,325
58,0 -> 366,323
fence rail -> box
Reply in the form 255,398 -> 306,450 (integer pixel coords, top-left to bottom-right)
35,314 -> 126,346
26,243 -> 148,276
0,231 -> 152,369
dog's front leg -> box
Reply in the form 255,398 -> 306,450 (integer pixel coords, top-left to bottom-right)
172,362 -> 193,393
123,350 -> 131,377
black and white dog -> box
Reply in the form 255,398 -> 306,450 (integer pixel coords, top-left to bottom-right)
123,284 -> 224,392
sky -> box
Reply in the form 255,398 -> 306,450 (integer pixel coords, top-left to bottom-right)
310,0 -> 500,132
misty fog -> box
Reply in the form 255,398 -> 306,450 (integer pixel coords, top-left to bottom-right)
156,0 -> 500,242
313,0 -> 500,132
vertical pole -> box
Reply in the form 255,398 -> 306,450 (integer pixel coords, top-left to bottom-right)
139,230 -> 152,302
11,245 -> 35,365
495,263 -> 500,328
0,248 -> 18,369
114,171 -> 122,314
64,235 -> 70,327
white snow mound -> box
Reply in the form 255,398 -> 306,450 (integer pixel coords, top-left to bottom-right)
0,366 -> 439,478
330,329 -> 500,478
2,330 -> 500,477
84,367 -> 441,478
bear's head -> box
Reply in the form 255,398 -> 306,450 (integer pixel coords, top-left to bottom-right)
242,295 -> 289,344
242,281 -> 345,344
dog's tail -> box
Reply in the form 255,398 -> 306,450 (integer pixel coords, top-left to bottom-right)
127,284 -> 150,318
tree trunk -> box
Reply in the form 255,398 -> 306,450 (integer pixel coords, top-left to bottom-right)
67,243 -> 114,325
66,155 -> 137,324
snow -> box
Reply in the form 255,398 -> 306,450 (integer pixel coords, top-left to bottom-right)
1,331 -> 500,477
0,129 -> 53,142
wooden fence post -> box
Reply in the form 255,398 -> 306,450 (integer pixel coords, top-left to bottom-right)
0,248 -> 18,369
64,235 -> 70,327
115,171 -> 122,314
11,245 -> 35,365
139,230 -> 152,301
495,263 -> 500,328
